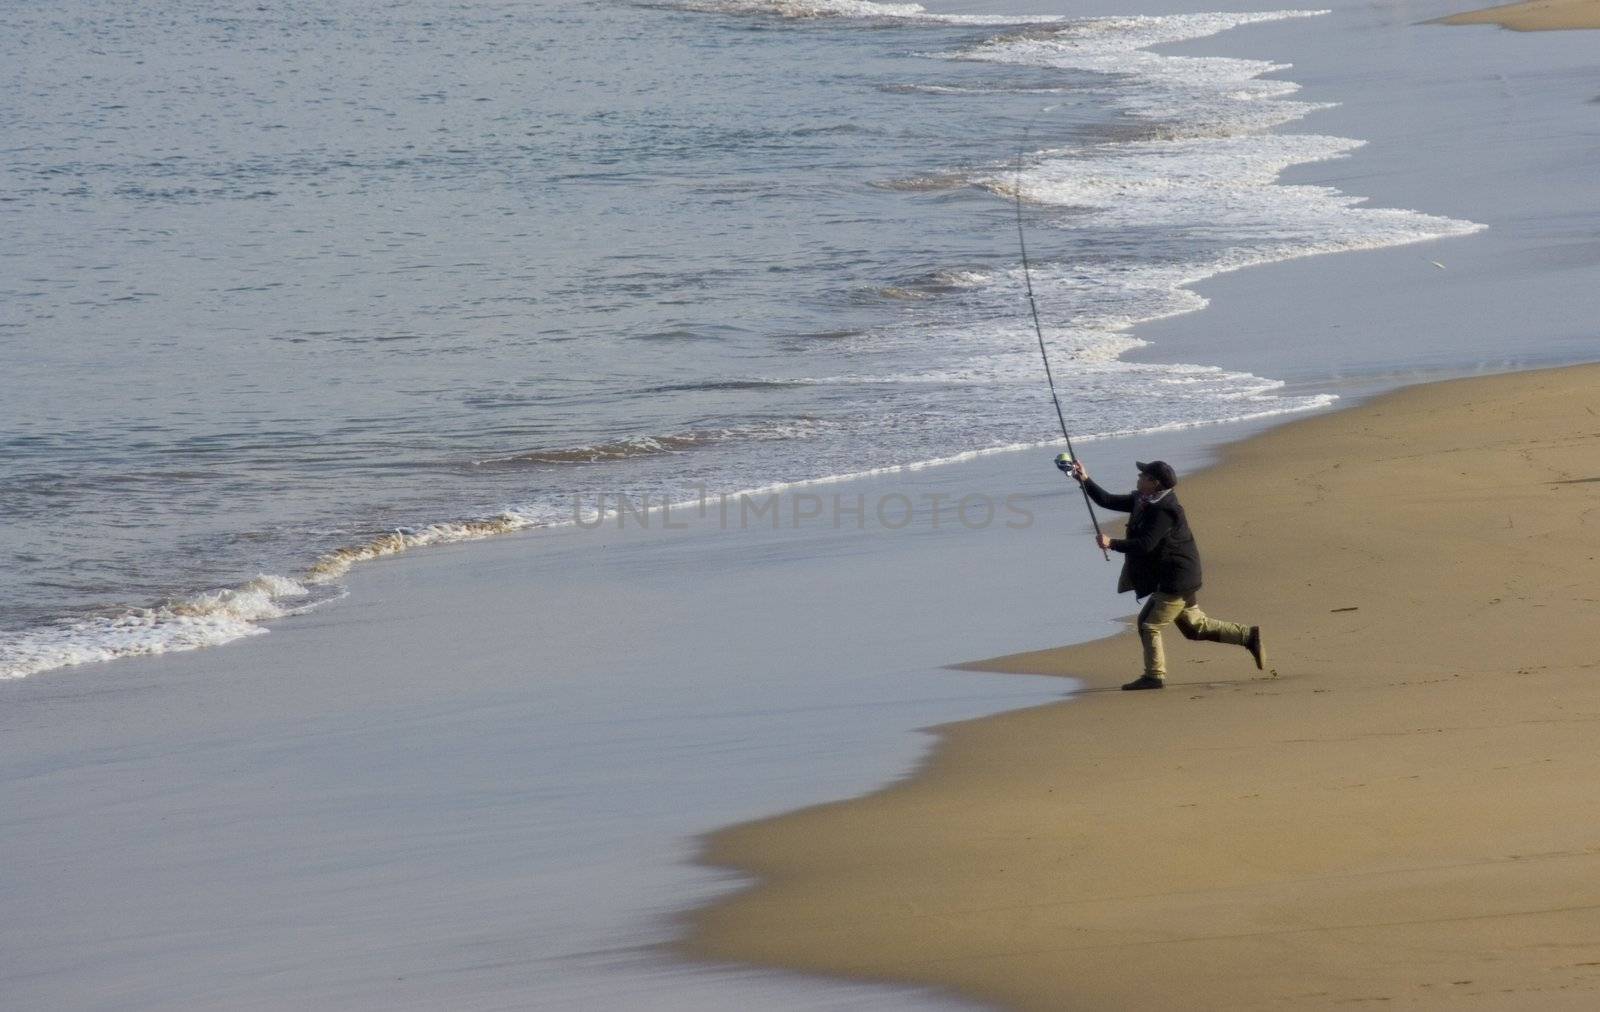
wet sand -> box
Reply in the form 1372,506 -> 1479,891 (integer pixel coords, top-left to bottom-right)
1437,0 -> 1600,30
682,363 -> 1600,1009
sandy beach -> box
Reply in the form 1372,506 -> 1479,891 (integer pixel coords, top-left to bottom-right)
682,363 -> 1600,1008
1438,0 -> 1600,30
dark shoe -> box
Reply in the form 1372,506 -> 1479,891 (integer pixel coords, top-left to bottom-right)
1247,626 -> 1266,671
1121,675 -> 1165,691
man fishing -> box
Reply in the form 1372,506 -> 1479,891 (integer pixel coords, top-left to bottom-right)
1061,457 -> 1265,691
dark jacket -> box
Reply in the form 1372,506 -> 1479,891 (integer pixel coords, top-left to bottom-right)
1082,479 -> 1203,599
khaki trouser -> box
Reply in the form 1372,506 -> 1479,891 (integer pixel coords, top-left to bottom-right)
1137,591 -> 1251,679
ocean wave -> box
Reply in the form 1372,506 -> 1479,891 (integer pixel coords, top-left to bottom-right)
878,83 -> 1075,96
471,420 -> 828,468
639,378 -> 809,393
480,434 -> 709,465
873,266 -> 995,298
664,0 -> 1063,25
982,134 -> 1486,293
954,11 -> 1331,136
867,171 -> 970,192
304,514 -> 544,583
0,575 -> 323,680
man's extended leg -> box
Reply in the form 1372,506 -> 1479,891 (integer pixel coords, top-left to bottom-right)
1131,592 -> 1189,689
1173,601 -> 1249,646
1175,600 -> 1267,670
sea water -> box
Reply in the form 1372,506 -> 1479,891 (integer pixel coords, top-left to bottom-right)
1,0 -> 1479,677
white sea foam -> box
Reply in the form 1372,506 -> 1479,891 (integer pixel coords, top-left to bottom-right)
934,269 -> 993,287
961,19 -> 1478,352
669,0 -> 1063,24
0,520 -> 586,679
956,11 -> 1332,133
805,10 -> 1480,445
919,10 -> 1483,402
0,575 -> 321,680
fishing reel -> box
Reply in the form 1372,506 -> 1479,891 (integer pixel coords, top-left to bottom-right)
1054,452 -> 1075,474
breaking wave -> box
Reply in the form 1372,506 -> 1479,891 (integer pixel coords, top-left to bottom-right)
663,0 -> 1063,25
471,420 -> 828,468
304,514 -> 544,583
0,576 -> 323,680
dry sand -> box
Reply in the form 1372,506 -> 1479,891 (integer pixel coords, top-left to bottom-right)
680,363 -> 1600,1009
1436,0 -> 1600,30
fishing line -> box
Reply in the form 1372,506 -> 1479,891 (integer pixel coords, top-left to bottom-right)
1014,109 -> 1110,561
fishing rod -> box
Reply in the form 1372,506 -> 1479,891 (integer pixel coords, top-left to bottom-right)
1014,111 -> 1110,562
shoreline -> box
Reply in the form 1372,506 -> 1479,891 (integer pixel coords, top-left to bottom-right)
0,395 -> 1341,683
678,361 -> 1600,1008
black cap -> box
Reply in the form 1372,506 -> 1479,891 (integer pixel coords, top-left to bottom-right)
1136,460 -> 1177,489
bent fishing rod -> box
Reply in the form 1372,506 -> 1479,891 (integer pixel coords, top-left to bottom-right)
1014,111 -> 1110,562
